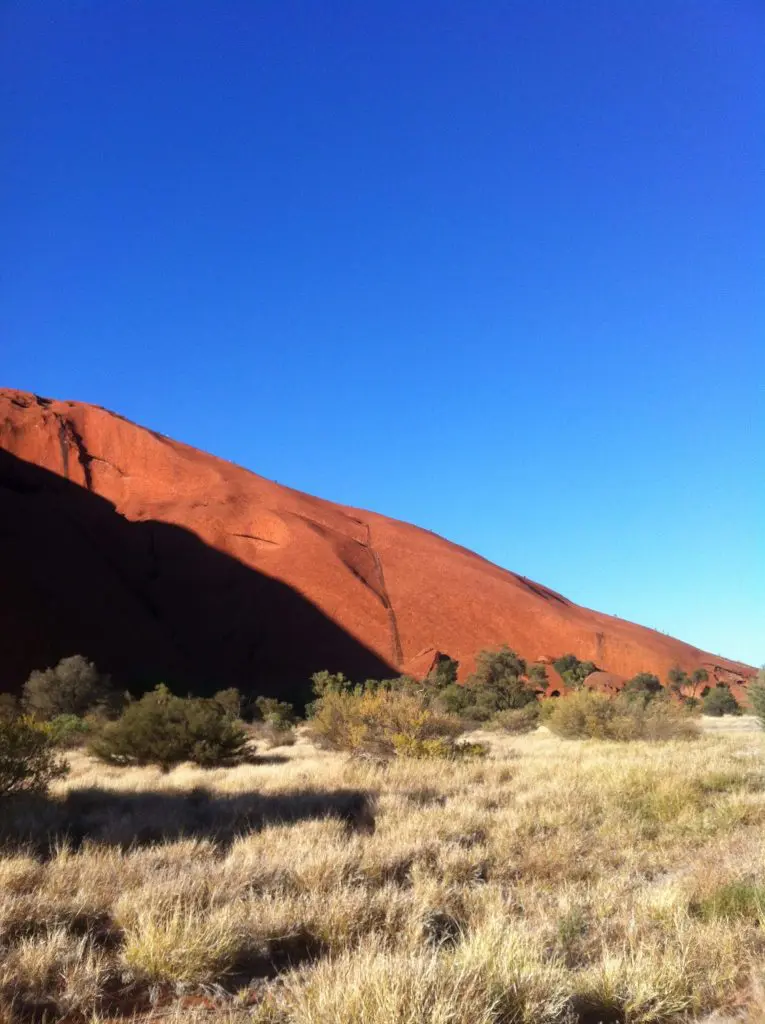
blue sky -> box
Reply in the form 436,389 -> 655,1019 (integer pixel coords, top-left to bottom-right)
2,1 -> 763,665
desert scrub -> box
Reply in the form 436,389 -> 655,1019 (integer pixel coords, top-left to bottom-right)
0,715 -> 68,797
543,690 -> 698,741
391,735 -> 487,759
308,687 -> 465,757
491,704 -> 540,734
89,684 -> 249,769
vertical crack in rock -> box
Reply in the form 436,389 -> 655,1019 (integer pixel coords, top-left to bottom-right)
364,522 -> 404,667
55,415 -> 94,491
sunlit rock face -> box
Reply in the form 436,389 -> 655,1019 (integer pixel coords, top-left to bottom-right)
0,389 -> 753,702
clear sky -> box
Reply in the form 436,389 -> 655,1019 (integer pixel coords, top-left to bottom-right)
2,1 -> 763,665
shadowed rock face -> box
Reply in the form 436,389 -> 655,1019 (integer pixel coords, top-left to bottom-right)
0,388 -> 753,698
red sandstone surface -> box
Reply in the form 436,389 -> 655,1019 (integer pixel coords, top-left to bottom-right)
0,389 -> 753,702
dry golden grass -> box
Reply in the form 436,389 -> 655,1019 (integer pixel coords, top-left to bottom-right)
1,725 -> 764,1022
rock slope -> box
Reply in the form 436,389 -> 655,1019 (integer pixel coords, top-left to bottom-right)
0,389 -> 753,701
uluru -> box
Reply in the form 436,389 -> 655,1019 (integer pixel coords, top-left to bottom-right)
0,388 -> 753,703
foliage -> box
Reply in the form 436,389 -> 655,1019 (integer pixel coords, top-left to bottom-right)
491,704 -> 541,734
426,655 -> 460,689
0,694 -> 19,722
667,666 -> 709,700
213,687 -> 243,720
544,690 -> 698,741
469,646 -> 527,688
391,735 -> 487,759
46,714 -> 92,749
252,696 -> 297,748
308,687 -> 465,758
444,647 -> 539,722
22,655 -> 122,721
310,670 -> 357,697
702,685 -> 741,718
747,668 -> 765,728
255,696 -> 296,727
622,672 -> 664,705
527,663 -> 549,688
551,653 -> 598,689
0,716 -> 68,797
89,684 -> 249,770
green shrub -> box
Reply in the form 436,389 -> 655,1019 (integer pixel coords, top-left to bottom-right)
702,685 -> 741,717
308,687 -> 465,758
443,647 -> 539,723
0,717 -> 68,797
89,684 -> 248,770
544,690 -> 698,741
527,663 -> 549,688
46,714 -> 92,749
0,693 -> 19,722
255,696 -> 296,727
622,672 -> 663,705
747,668 -> 765,727
22,655 -> 122,720
491,704 -> 541,734
668,665 -> 709,700
551,653 -> 598,689
251,696 -> 297,748
213,687 -> 243,720
425,655 -> 460,689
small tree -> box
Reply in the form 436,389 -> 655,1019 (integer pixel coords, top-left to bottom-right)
690,668 -> 709,697
702,685 -> 742,718
0,717 -> 68,797
255,696 -> 296,727
89,685 -> 248,770
22,655 -> 121,720
552,654 -> 598,689
622,673 -> 663,705
439,647 -> 538,722
426,656 -> 460,689
747,668 -> 765,728
667,667 -> 709,703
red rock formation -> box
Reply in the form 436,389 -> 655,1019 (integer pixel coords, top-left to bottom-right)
0,389 -> 754,702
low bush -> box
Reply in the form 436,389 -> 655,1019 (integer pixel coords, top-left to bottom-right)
249,696 -> 298,748
491,704 -> 541,734
552,653 -> 598,689
0,717 -> 68,797
46,714 -> 92,749
308,687 -> 466,758
213,687 -> 243,719
391,735 -> 487,759
89,684 -> 249,770
622,672 -> 663,705
702,685 -> 742,717
255,695 -> 296,727
439,647 -> 540,723
544,690 -> 698,741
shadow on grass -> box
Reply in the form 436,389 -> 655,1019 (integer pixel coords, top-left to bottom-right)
0,785 -> 376,855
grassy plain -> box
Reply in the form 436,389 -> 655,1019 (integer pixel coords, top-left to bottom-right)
1,720 -> 764,1023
